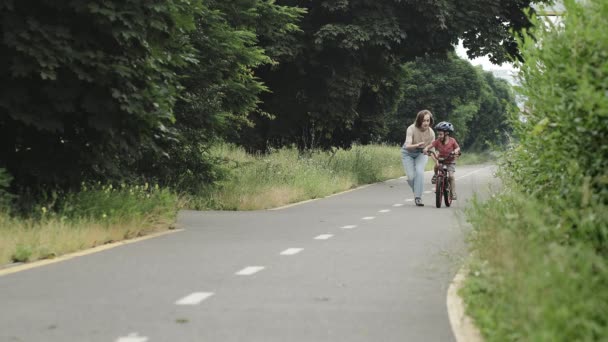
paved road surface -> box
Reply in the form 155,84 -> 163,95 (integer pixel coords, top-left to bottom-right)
0,164 -> 495,342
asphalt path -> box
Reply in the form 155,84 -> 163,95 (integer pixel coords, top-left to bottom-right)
0,164 -> 495,342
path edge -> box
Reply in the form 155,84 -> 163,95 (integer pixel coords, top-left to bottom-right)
447,266 -> 484,342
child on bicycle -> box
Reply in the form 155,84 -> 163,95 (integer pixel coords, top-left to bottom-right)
423,121 -> 461,200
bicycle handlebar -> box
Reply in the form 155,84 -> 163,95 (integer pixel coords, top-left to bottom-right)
426,150 -> 461,158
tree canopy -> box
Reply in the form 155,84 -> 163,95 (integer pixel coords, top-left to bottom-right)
236,0 -> 547,151
0,0 -> 538,197
0,0 -> 200,189
386,53 -> 515,150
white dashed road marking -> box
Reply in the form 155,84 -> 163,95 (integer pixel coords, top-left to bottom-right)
341,225 -> 357,229
315,234 -> 333,240
378,209 -> 390,213
424,190 -> 432,194
456,166 -> 491,180
115,333 -> 148,342
175,292 -> 214,305
280,248 -> 303,255
405,199 -> 414,202
236,266 -> 265,275
362,216 -> 375,220
393,203 -> 404,207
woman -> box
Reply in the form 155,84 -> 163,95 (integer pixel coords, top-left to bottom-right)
401,109 -> 435,206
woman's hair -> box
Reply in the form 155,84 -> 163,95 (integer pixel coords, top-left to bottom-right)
414,109 -> 434,128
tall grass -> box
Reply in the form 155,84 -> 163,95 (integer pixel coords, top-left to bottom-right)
463,192 -> 608,341
187,143 -> 405,210
0,184 -> 179,265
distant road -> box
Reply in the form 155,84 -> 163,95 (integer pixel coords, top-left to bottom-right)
0,164 -> 495,342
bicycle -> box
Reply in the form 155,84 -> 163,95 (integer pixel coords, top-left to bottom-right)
427,151 -> 458,208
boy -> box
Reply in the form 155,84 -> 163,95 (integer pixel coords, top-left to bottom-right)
423,121 -> 461,200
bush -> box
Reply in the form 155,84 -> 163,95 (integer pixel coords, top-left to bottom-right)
0,168 -> 13,208
508,0 -> 608,251
0,0 -> 200,190
463,1 -> 608,340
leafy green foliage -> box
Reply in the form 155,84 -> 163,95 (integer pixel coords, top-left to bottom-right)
463,1 -> 608,340
506,0 -> 608,250
0,168 -> 13,208
464,72 -> 515,151
456,0 -> 552,64
135,1 -> 304,192
0,0 -> 200,190
12,244 -> 32,263
389,54 -> 482,143
386,54 -> 514,149
464,193 -> 608,341
238,0 -> 546,151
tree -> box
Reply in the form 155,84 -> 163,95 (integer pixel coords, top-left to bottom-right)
136,0 -> 304,191
237,0 -> 550,151
464,71 -> 515,150
386,54 -> 483,145
0,0 -> 200,190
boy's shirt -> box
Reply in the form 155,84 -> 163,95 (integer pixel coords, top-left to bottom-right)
431,137 -> 460,163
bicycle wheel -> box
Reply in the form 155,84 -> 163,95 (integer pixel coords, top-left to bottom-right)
444,178 -> 452,207
435,176 -> 443,208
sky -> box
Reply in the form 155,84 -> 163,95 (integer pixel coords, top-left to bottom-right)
453,1 -> 566,85
454,41 -> 515,72
454,41 -> 518,84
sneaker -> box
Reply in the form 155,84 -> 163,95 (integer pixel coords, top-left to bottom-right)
415,197 -> 424,206
431,174 -> 437,184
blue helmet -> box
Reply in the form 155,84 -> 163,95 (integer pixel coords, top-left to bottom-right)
434,121 -> 454,134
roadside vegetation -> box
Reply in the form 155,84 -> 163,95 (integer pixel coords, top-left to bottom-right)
462,1 -> 608,340
188,144 -> 405,210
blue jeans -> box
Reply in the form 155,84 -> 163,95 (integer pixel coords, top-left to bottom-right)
401,147 -> 428,198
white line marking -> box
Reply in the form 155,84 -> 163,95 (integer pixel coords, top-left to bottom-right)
315,234 -> 333,240
341,225 -> 357,229
280,248 -> 303,255
378,209 -> 390,213
175,292 -> 214,305
116,333 -> 148,342
424,190 -> 432,194
456,166 -> 492,180
405,199 -> 414,202
236,266 -> 265,275
393,203 -> 404,207
362,216 -> 375,220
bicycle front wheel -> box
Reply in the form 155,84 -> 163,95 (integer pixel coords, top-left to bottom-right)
444,179 -> 452,207
435,177 -> 443,208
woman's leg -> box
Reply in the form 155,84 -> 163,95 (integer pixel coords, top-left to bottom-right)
413,153 -> 428,198
401,148 -> 415,192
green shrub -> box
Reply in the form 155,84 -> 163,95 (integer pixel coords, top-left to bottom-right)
12,244 -> 32,263
508,0 -> 608,250
464,192 -> 608,341
55,183 -> 179,224
463,1 -> 608,340
0,168 -> 14,208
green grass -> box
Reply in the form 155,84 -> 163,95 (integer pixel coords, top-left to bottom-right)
0,184 -> 179,265
186,143 -> 405,210
462,192 -> 608,341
